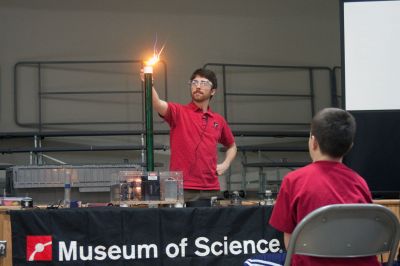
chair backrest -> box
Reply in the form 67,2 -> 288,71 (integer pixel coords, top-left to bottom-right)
284,203 -> 400,266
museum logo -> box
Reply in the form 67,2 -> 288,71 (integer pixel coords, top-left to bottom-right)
26,235 -> 53,261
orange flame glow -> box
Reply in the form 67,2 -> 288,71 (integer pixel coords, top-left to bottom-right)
145,36 -> 165,66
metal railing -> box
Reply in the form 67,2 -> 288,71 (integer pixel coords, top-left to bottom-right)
204,63 -> 335,128
14,60 -> 168,131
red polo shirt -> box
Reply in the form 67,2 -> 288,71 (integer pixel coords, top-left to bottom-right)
269,161 -> 379,266
162,102 -> 235,190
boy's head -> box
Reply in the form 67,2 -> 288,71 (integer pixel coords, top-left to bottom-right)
309,108 -> 356,160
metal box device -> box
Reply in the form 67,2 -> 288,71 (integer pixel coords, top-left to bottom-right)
111,171 -> 183,205
10,164 -> 141,189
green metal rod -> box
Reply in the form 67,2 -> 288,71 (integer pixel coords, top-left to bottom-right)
144,70 -> 154,171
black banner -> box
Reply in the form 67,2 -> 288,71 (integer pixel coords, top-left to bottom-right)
11,206 -> 283,265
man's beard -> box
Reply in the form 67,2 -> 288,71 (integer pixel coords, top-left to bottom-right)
192,91 -> 211,103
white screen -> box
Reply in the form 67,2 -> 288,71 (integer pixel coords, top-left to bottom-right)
344,1 -> 400,111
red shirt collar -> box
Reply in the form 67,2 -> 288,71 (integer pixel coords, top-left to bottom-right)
187,102 -> 214,117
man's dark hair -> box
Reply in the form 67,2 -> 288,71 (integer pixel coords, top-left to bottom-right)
311,108 -> 356,158
190,68 -> 217,90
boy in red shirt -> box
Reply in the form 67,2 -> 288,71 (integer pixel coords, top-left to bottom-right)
269,108 -> 379,266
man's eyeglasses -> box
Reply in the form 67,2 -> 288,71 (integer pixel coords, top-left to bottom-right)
189,80 -> 213,89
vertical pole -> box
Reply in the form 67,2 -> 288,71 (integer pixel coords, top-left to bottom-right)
308,69 -> 315,117
222,65 -> 227,120
140,133 -> 145,165
33,135 -> 38,165
144,66 -> 154,171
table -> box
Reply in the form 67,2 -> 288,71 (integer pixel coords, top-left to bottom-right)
2,200 -> 398,265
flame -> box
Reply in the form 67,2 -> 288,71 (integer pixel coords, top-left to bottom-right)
146,55 -> 160,66
145,35 -> 165,66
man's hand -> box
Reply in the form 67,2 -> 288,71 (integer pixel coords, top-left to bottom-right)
217,143 -> 237,176
140,68 -> 153,83
140,68 -> 168,116
140,69 -> 144,82
216,162 -> 230,176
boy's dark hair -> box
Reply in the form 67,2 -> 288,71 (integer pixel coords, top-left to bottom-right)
311,108 -> 356,158
190,68 -> 218,90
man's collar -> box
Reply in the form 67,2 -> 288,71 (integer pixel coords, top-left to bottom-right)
187,102 -> 214,117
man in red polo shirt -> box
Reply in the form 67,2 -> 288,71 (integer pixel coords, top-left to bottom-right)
152,68 -> 237,201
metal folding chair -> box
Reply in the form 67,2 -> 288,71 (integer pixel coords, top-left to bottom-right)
284,204 -> 400,266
